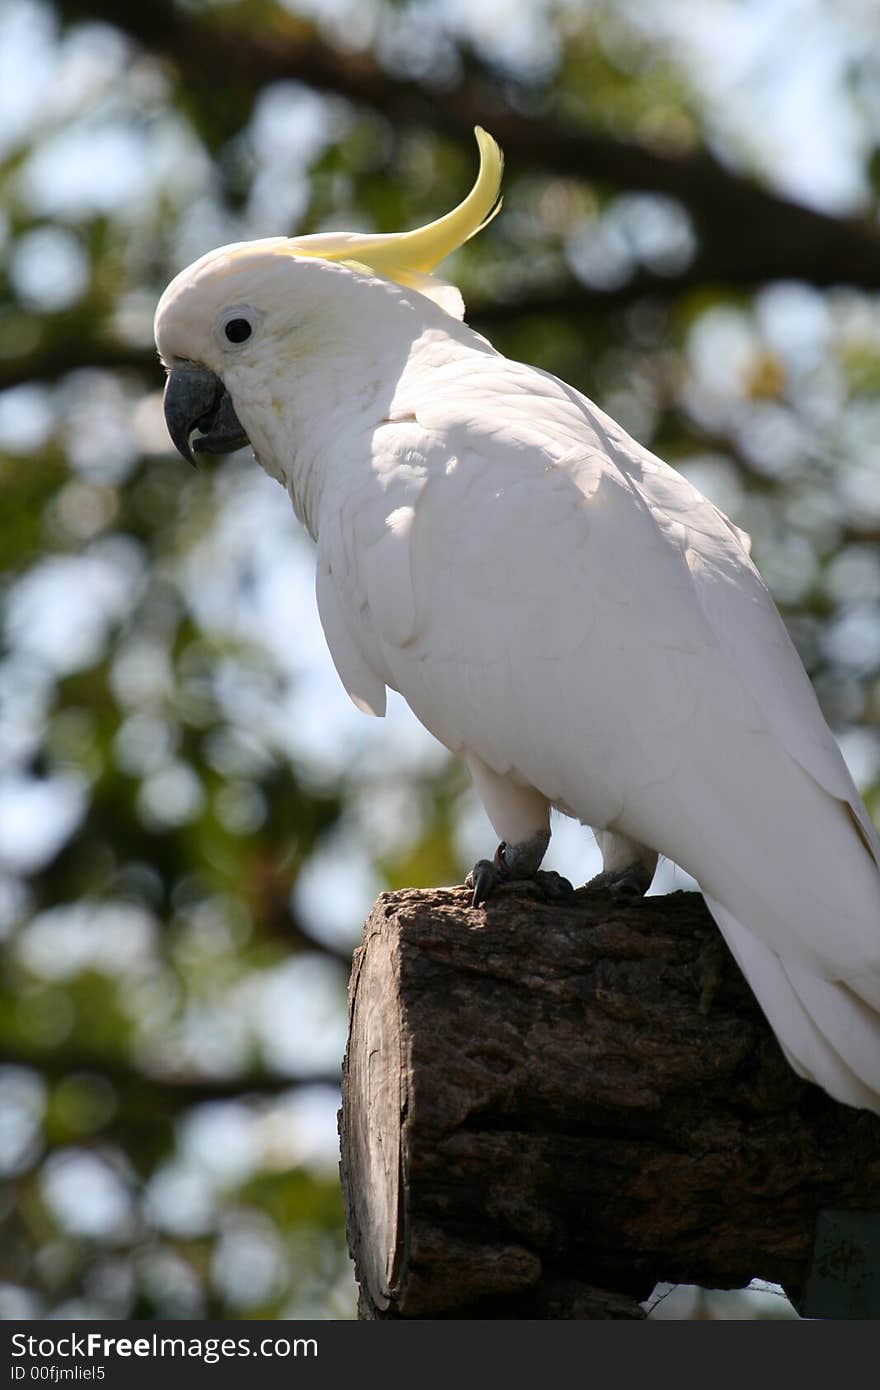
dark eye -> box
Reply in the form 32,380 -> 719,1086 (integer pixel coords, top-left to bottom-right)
224,317 -> 252,344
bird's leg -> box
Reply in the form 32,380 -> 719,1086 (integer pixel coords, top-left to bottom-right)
463,754 -> 573,907
586,830 -> 658,897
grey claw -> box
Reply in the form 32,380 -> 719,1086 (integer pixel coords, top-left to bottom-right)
535,870 -> 574,900
586,865 -> 652,897
468,859 -> 498,908
466,854 -> 573,907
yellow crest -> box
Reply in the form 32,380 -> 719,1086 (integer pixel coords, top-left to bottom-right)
286,127 -> 503,314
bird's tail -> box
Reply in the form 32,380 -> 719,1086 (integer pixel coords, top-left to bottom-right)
704,893 -> 880,1114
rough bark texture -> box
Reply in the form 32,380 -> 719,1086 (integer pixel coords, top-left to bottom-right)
339,884 -> 880,1320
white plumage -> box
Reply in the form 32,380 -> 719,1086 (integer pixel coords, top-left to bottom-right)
155,130 -> 880,1113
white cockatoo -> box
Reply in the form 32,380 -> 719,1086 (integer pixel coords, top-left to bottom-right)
155,129 -> 880,1114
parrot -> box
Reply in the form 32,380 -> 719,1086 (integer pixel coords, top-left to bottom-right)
155,127 -> 880,1115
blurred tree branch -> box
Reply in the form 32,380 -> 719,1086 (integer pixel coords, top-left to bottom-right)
0,340 -> 165,392
0,278 -> 718,393
1,1040 -> 338,1103
56,0 -> 880,293
0,275 -> 807,395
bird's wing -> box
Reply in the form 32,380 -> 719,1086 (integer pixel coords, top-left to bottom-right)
624,443 -> 880,859
316,354 -> 880,1110
314,418 -> 432,717
315,554 -> 387,717
319,359 -> 880,986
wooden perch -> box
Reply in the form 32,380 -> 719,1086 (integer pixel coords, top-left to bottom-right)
339,885 -> 880,1319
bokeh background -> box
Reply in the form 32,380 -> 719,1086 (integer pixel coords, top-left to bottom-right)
2,0 -> 879,1321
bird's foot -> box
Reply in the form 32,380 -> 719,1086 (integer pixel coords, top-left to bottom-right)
531,869 -> 576,901
466,849 -> 505,907
466,842 -> 574,908
584,863 -> 653,898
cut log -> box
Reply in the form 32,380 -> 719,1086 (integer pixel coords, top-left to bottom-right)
338,884 -> 880,1319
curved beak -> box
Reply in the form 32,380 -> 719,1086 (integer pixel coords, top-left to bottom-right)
163,363 -> 250,467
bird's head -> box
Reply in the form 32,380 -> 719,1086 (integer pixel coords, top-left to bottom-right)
154,127 -> 503,466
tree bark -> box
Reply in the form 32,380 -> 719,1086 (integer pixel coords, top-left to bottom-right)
339,884 -> 880,1319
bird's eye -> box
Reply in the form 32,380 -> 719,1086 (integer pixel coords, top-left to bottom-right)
224,317 -> 252,344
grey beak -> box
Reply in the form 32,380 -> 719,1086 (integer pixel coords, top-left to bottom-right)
163,363 -> 249,467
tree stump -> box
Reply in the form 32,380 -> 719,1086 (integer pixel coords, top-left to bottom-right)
338,885 -> 880,1319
